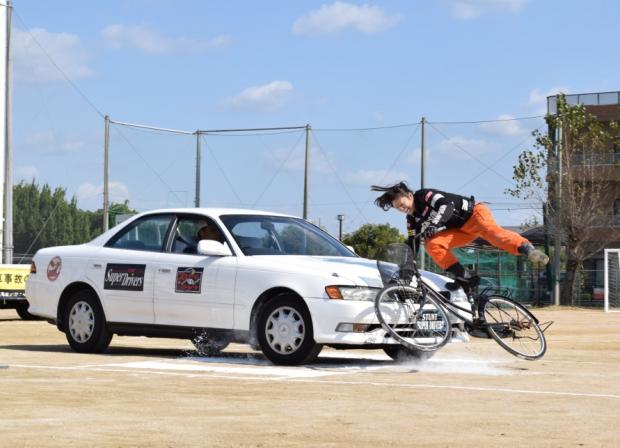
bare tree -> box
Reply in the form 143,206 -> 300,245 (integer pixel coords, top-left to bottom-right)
507,95 -> 620,305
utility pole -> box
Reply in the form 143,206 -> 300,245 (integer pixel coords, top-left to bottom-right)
303,124 -> 311,219
2,0 -> 12,263
420,117 -> 426,269
195,131 -> 201,207
103,115 -> 110,231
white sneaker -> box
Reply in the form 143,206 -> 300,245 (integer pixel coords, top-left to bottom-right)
528,249 -> 549,265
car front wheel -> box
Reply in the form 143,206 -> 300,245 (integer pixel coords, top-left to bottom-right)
383,346 -> 435,363
257,294 -> 322,365
64,290 -> 112,353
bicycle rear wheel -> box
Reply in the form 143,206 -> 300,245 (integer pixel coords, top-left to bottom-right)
375,284 -> 450,352
482,296 -> 547,360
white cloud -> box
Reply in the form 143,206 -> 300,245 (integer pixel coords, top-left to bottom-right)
479,114 -> 523,136
15,165 -> 40,181
406,147 -> 422,164
527,86 -> 570,113
77,181 -> 129,202
437,136 -> 495,158
225,81 -> 294,111
266,146 -> 334,175
293,2 -> 403,36
450,0 -> 527,20
23,131 -> 87,154
265,147 -> 305,172
345,169 -> 409,186
101,24 -> 231,54
12,28 -> 93,83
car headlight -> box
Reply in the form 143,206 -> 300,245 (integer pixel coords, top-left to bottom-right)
325,285 -> 381,301
449,288 -> 468,302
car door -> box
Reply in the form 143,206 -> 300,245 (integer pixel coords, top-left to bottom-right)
88,214 -> 174,324
153,214 -> 237,329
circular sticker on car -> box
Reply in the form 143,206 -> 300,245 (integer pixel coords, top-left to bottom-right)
47,256 -> 62,281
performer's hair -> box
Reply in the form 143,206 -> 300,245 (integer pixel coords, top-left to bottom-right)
370,182 -> 412,211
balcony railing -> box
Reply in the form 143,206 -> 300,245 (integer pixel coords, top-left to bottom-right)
548,91 -> 620,115
571,152 -> 620,166
591,215 -> 620,228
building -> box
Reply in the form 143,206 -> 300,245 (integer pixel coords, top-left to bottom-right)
547,91 -> 620,304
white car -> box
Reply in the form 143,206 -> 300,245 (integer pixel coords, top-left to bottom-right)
26,208 -> 467,365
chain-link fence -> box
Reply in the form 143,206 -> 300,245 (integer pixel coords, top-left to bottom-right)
421,245 -> 608,308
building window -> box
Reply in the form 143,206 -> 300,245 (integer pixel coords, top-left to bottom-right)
614,199 -> 620,226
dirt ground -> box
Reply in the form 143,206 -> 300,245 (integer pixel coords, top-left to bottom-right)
1,307 -> 619,448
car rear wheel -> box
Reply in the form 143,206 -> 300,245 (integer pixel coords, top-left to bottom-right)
257,294 -> 322,365
192,332 -> 230,356
15,301 -> 40,320
64,289 -> 112,353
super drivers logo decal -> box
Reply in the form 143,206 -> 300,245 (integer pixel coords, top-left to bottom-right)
175,267 -> 204,293
46,256 -> 62,281
104,264 -> 146,291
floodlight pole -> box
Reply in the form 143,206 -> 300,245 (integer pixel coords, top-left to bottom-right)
553,124 -> 562,306
303,124 -> 311,220
103,115 -> 110,232
195,131 -> 201,207
337,214 -> 344,241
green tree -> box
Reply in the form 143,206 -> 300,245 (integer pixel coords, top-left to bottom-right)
13,182 -> 137,258
507,95 -> 620,305
342,223 -> 405,259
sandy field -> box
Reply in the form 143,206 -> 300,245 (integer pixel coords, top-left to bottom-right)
1,307 -> 619,447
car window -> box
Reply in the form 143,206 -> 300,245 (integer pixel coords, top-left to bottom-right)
107,215 -> 173,252
220,215 -> 355,257
171,216 -> 225,254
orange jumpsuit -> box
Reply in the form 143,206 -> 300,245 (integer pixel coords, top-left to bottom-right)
406,188 -> 529,270
424,203 -> 528,269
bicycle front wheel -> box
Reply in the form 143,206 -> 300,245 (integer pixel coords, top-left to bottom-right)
482,296 -> 547,360
375,284 -> 451,352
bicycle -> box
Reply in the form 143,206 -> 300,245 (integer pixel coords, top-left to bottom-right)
374,243 -> 552,361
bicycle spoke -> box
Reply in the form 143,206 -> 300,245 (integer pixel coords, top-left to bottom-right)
482,296 -> 546,360
375,284 -> 450,352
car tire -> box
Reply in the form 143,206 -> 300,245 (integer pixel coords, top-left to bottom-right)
15,301 -> 41,320
257,294 -> 322,365
192,332 -> 230,356
383,346 -> 435,363
64,289 -> 112,353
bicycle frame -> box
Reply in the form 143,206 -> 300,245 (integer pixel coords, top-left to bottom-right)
419,277 -> 477,326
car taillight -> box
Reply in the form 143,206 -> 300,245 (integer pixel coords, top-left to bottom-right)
30,262 -> 36,274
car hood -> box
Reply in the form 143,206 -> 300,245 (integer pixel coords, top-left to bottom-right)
247,255 -> 453,290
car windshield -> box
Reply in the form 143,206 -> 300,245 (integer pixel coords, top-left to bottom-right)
220,214 -> 356,257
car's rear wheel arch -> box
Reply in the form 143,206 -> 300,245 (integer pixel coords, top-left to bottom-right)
57,282 -> 101,331
249,287 -> 310,348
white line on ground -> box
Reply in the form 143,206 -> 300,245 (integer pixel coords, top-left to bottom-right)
104,360 -> 341,378
6,363 -> 620,400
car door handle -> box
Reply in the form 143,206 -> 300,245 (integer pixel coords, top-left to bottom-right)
158,268 -> 172,273
92,263 -> 102,269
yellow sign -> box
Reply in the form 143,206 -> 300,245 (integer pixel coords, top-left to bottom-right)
0,264 -> 30,291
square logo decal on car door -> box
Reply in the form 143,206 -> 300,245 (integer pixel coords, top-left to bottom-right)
175,267 -> 204,293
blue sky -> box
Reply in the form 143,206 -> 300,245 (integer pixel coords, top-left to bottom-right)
9,0 -> 620,236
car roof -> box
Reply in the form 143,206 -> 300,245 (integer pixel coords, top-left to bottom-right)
88,207 -> 300,246
138,208 -> 296,219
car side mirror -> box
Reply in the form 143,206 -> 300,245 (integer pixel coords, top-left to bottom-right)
346,245 -> 356,254
197,240 -> 232,256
